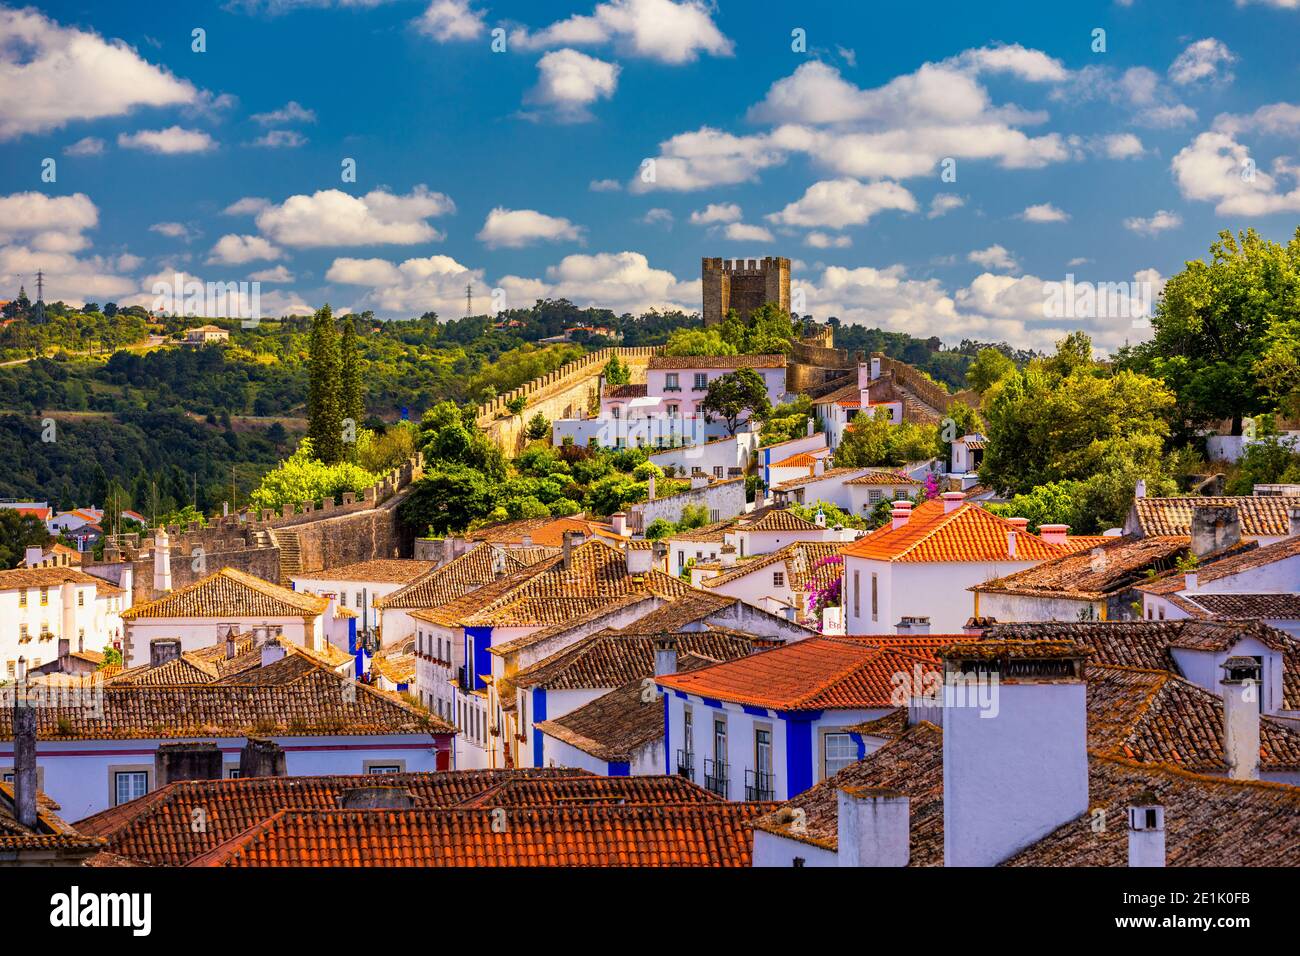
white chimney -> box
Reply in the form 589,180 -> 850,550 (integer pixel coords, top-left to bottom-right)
941,491 -> 964,514
869,356 -> 881,382
261,638 -> 287,668
895,618 -> 912,635
1221,657 -> 1261,781
1135,478 -> 1147,499
647,474 -> 656,500
1127,796 -> 1166,868
942,642 -> 1089,867
814,457 -> 825,476
153,527 -> 172,594
23,545 -> 43,568
1006,530 -> 1017,558
520,534 -> 533,548
562,530 -> 575,570
891,501 -> 913,531
1184,572 -> 1198,592
611,512 -> 628,536
814,509 -> 827,528
625,543 -> 652,576
1038,524 -> 1070,546
837,787 -> 909,867
654,636 -> 678,677
806,417 -> 815,437
721,544 -> 736,568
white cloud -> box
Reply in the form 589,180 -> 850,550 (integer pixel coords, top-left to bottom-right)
510,0 -> 733,64
250,101 -> 316,125
250,129 -> 307,148
1172,131 -> 1300,215
928,194 -> 965,218
64,136 -> 106,157
477,207 -> 583,248
1168,38 -> 1236,86
968,244 -> 1018,271
249,264 -> 295,283
0,7 -> 197,140
149,221 -> 197,242
630,127 -> 786,192
641,208 -> 674,227
524,49 -> 619,121
223,197 -> 271,216
805,232 -> 852,249
689,203 -> 742,225
1096,133 -> 1146,159
723,223 -> 774,242
0,192 -> 99,252
207,234 -> 283,265
256,185 -> 455,247
767,179 -> 916,229
117,127 -> 216,154
327,253 -> 480,315
1055,65 -> 1196,129
589,178 -> 622,192
1123,210 -> 1183,235
1213,102 -> 1300,137
1019,202 -> 1069,223
539,251 -> 698,312
416,0 -> 486,41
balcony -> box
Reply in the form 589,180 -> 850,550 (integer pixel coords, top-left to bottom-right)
676,750 -> 695,782
745,769 -> 775,801
456,665 -> 475,693
703,758 -> 728,798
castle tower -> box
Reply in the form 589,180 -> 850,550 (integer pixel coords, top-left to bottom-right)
701,256 -> 790,326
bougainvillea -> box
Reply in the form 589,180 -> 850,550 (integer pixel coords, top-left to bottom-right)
803,553 -> 844,631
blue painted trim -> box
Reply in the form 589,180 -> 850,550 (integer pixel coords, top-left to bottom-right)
662,693 -> 671,774
849,732 -> 866,761
673,690 -> 688,700
742,705 -> 768,717
531,687 -> 547,768
467,625 -> 493,691
608,761 -> 631,776
779,710 -> 823,800
701,697 -> 722,709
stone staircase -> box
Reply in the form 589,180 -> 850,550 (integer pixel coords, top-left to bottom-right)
269,528 -> 302,586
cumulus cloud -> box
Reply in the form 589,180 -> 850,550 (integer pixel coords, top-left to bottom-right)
206,233 -> 283,265
1055,65 -> 1196,129
640,208 -> 674,227
629,127 -> 786,192
1168,38 -> 1236,86
805,232 -> 852,249
477,207 -> 583,248
64,137 -> 106,157
1213,102 -> 1300,137
223,197 -> 271,216
1095,133 -> 1146,159
255,185 -> 455,247
928,194 -> 965,218
249,129 -> 307,148
117,127 -> 216,154
723,223 -> 774,242
767,179 -> 916,229
249,264 -> 295,283
1123,210 -> 1183,235
689,203 -> 742,225
0,192 -> 99,252
524,49 -> 619,121
415,0 -> 487,41
327,253 -> 481,315
509,0 -> 733,64
1172,131 -> 1300,215
149,221 -> 197,242
0,7 -> 197,140
1019,202 -> 1069,223
968,244 -> 1018,271
250,101 -> 316,125
589,178 -> 621,192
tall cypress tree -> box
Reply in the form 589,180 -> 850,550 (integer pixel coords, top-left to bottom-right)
307,304 -> 343,464
339,315 -> 364,459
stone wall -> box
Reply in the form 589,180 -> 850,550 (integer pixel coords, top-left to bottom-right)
629,478 -> 747,531
701,257 -> 791,327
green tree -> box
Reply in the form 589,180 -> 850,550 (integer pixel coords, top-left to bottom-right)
700,367 -> 771,435
525,411 -> 551,441
966,347 -> 1015,393
664,328 -> 737,357
339,317 -> 364,457
399,465 -> 499,536
985,481 -> 1085,533
0,509 -> 52,569
307,305 -> 343,464
834,410 -> 893,467
603,354 -> 630,385
248,438 -> 378,511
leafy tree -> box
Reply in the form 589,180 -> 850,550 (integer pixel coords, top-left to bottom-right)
401,465 -> 500,537
357,422 -> 418,473
99,645 -> 122,668
0,509 -> 52,569
339,316 -> 364,451
788,499 -> 866,530
506,395 -> 528,420
700,367 -> 771,436
985,481 -> 1086,533
248,438 -> 378,511
525,411 -> 551,441
720,303 -> 799,355
1225,430 -> 1300,495
664,328 -> 737,357
644,518 -> 676,539
760,394 -> 818,446
306,305 -> 343,464
834,410 -> 894,467
603,354 -> 630,385
966,347 -> 1015,393
1121,228 -> 1300,436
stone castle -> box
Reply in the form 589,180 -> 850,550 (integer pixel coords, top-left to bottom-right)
701,256 -> 790,327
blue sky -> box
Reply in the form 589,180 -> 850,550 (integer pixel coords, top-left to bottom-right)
2,0 -> 1299,352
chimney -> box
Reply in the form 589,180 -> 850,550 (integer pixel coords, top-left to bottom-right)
1184,572 -> 1198,592
239,737 -> 287,778
225,629 -> 237,660
654,635 -> 678,676
720,544 -> 736,568
149,638 -> 181,668
941,641 -> 1090,867
814,457 -> 825,477
1006,530 -> 1017,558
1190,505 -> 1241,558
1127,792 -> 1166,868
837,787 -> 909,867
941,491 -> 964,514
891,500 -> 913,531
626,542 -> 653,576
1038,524 -> 1070,546
261,638 -> 287,668
814,509 -> 827,528
1221,657 -> 1261,781
12,702 -> 37,830
647,474 -> 656,500
154,742 -> 223,787
962,616 -> 992,637
57,637 -> 70,665
806,417 -> 814,437
520,534 -> 533,548
869,355 -> 882,382
1134,478 -> 1147,499
562,530 -> 575,570
338,786 -> 415,810
23,545 -> 43,568
896,615 -> 930,635
610,512 -> 627,536
1289,507 -> 1300,537
152,527 -> 172,594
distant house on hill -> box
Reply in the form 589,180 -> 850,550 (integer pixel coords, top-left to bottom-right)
183,324 -> 230,345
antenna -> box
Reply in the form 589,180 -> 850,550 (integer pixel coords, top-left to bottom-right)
35,270 -> 44,302
465,283 -> 473,318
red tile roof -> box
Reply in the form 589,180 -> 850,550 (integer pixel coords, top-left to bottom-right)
648,354 -> 786,370
841,499 -> 1067,563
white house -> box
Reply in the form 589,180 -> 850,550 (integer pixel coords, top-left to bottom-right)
772,466 -> 890,511
840,494 -> 1067,635
657,637 -> 935,801
696,541 -> 843,626
757,433 -> 830,488
0,565 -> 126,681
292,558 -> 436,641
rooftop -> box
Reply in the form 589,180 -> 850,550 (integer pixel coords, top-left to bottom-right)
376,542 -> 556,610
841,499 -> 1067,564
294,559 -> 437,584
1136,533 -> 1300,596
648,354 -> 786,370
970,535 -> 1198,600
1130,495 -> 1300,537
698,540 -> 841,591
120,567 -> 328,620
0,565 -> 124,596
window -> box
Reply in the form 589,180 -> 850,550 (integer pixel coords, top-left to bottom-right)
714,717 -> 727,763
5,661 -> 13,678
773,571 -> 785,588
115,771 -> 148,805
667,404 -> 679,417
824,733 -> 857,778
611,405 -> 621,419
683,707 -> 693,754
868,489 -> 882,503
78,590 -> 84,607
755,728 -> 772,776
18,625 -> 27,642
18,591 -> 26,608
227,768 -> 242,779
520,694 -> 528,730
713,466 -> 724,478
39,587 -> 48,606
366,765 -> 401,775
710,509 -> 720,523
693,372 -> 707,390
894,489 -> 909,500
665,373 -> 680,390
678,551 -> 686,569
853,570 -> 860,618
356,591 -> 364,608
871,573 -> 879,622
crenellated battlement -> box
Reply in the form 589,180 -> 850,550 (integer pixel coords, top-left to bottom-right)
702,255 -> 791,326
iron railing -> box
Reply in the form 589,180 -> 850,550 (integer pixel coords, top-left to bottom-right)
704,758 -> 728,798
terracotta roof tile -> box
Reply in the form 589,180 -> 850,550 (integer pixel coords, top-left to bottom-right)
842,470 -> 921,486
699,540 -> 841,590
772,467 -> 873,492
378,543 -> 555,610
0,565 -> 124,597
648,354 -> 786,370
842,499 -> 1067,563
1132,496 -> 1300,537
121,567 -> 327,620
971,535 -> 1196,600
295,559 -> 437,584
1137,534 -> 1300,596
